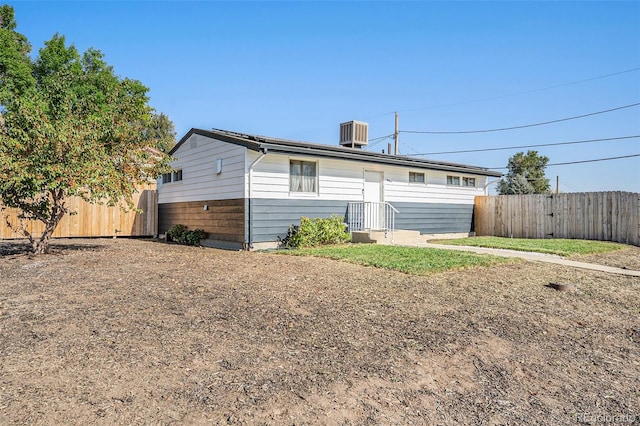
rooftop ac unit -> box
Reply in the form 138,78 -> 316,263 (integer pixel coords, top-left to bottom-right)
339,121 -> 368,148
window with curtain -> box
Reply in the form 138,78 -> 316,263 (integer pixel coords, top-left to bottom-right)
290,160 -> 317,193
463,177 -> 476,187
409,172 -> 425,183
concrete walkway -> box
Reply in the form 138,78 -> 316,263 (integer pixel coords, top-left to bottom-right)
410,242 -> 640,277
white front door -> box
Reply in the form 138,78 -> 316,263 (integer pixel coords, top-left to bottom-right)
364,171 -> 383,230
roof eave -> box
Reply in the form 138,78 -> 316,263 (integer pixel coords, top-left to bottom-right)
260,144 -> 502,177
173,128 -> 502,178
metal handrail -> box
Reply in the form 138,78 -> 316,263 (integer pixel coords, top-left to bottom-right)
347,201 -> 398,243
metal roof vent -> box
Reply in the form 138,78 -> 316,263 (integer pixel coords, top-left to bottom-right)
339,120 -> 368,148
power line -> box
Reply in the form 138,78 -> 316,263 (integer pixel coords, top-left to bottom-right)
399,68 -> 640,114
401,102 -> 640,135
560,181 -> 586,192
412,135 -> 640,156
546,154 -> 640,167
505,176 -> 585,191
365,66 -> 640,118
367,134 -> 394,149
490,154 -> 640,169
399,143 -> 422,156
368,134 -> 395,143
283,67 -> 640,139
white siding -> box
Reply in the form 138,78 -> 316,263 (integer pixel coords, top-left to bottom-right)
249,152 -> 488,205
158,134 -> 246,203
384,169 -> 487,204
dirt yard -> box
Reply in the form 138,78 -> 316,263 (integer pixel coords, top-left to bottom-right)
1,239 -> 638,425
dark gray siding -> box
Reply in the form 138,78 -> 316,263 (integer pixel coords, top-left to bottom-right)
250,199 -> 349,243
249,199 -> 474,243
393,202 -> 473,234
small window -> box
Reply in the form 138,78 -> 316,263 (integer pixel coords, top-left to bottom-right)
463,177 -> 476,187
173,170 -> 183,182
446,175 -> 460,186
409,172 -> 425,183
290,160 -> 317,193
162,173 -> 172,184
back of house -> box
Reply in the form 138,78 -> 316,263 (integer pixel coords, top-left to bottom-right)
158,127 -> 501,249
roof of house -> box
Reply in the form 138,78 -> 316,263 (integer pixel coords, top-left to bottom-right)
171,128 -> 503,177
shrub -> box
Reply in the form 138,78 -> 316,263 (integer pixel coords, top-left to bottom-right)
167,224 -> 207,246
282,214 -> 350,248
167,224 -> 188,242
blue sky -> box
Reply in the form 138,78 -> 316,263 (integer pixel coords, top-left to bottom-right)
7,1 -> 640,192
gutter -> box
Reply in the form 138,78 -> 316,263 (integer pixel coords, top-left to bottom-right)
245,147 -> 268,250
258,144 -> 502,177
483,178 -> 503,195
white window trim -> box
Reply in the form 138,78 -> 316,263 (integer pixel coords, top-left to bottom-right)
446,174 -> 478,188
288,158 -> 319,196
462,176 -> 476,188
162,169 -> 183,185
409,171 -> 426,184
446,175 -> 461,186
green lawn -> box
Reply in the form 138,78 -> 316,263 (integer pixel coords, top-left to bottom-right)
280,244 -> 514,274
431,236 -> 624,256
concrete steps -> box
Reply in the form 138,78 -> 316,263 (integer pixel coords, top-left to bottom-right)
351,230 -> 470,245
352,230 -> 426,245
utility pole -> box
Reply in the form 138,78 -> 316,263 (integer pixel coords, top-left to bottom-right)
556,175 -> 559,194
394,112 -> 399,155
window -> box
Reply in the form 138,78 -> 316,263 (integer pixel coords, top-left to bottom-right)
409,172 -> 425,183
290,160 -> 317,193
162,170 -> 182,184
447,175 -> 477,187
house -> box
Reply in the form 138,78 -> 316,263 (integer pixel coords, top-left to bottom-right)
158,126 -> 502,250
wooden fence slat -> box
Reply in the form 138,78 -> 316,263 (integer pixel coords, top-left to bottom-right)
474,191 -> 639,246
1,186 -> 158,239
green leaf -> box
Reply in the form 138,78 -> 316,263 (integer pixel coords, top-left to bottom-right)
0,6 -> 174,253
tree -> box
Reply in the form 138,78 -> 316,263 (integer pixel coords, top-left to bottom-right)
0,6 -> 172,254
497,150 -> 551,195
497,173 -> 535,195
0,5 -> 34,103
148,112 -> 177,153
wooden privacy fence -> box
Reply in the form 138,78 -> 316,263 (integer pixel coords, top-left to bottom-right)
474,192 -> 640,246
0,189 -> 158,239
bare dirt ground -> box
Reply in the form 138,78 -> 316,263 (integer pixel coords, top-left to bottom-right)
1,238 -> 638,425
571,245 -> 640,271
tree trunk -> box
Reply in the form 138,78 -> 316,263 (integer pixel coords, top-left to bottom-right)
24,190 -> 67,254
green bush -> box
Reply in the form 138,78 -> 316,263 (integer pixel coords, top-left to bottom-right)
167,224 -> 188,242
167,224 -> 207,246
283,214 -> 350,248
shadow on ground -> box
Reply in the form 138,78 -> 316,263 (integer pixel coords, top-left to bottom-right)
0,239 -> 107,257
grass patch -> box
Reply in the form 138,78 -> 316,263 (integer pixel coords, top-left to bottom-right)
280,244 -> 514,274
431,237 -> 624,256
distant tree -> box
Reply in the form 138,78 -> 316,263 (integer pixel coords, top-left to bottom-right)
148,112 -> 177,153
497,150 -> 551,195
497,173 -> 535,195
0,6 -> 172,254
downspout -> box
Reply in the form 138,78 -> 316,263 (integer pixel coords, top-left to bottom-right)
483,178 -> 502,195
245,147 -> 268,250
